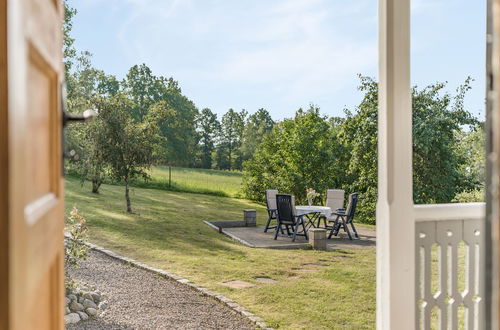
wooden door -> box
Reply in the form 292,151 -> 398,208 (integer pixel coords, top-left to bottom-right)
0,0 -> 65,329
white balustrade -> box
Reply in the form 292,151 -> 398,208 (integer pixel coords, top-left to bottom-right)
414,203 -> 485,329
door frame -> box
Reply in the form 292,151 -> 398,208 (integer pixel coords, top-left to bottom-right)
0,0 -> 8,328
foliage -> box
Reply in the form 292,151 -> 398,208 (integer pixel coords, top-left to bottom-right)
63,0 -> 77,80
64,207 -> 89,290
122,64 -> 165,122
64,52 -> 120,193
244,77 -> 481,224
412,77 -> 478,204
337,77 -> 378,222
95,94 -> 159,212
455,123 -> 485,190
243,106 -> 344,204
196,108 -> 220,168
122,64 -> 199,166
240,108 -> 274,162
216,109 -> 247,170
453,188 -> 485,203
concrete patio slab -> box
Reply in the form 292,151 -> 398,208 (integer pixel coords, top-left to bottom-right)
219,280 -> 256,289
254,277 -> 278,284
205,221 -> 376,250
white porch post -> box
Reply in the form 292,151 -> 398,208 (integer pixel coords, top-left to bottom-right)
377,0 -> 415,329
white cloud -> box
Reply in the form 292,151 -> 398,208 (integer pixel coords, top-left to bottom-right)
109,0 -> 376,104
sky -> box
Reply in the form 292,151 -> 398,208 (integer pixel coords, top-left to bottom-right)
69,0 -> 486,120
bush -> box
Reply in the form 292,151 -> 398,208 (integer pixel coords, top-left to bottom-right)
65,207 -> 89,290
452,189 -> 485,203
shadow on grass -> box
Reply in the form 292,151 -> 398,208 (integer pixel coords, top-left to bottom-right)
65,177 -> 269,258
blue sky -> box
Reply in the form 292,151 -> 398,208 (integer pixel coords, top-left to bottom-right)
70,0 -> 486,120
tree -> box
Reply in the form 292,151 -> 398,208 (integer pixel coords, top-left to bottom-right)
339,76 -> 478,222
64,51 -> 121,194
455,123 -> 485,189
412,77 -> 478,204
148,98 -> 198,166
243,76 -> 479,224
243,106 -> 342,203
196,108 -> 220,168
217,109 -> 247,170
122,64 -> 164,122
63,0 -> 77,80
96,94 -> 158,212
241,108 -> 274,162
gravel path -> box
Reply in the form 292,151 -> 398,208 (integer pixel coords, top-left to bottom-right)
67,250 -> 255,330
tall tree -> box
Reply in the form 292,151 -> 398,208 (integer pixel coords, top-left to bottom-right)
243,106 -> 341,202
241,108 -> 274,162
63,0 -> 77,79
339,76 -> 477,222
217,109 -> 246,170
196,108 -> 220,168
64,51 -> 121,194
96,94 -> 158,212
122,64 -> 164,121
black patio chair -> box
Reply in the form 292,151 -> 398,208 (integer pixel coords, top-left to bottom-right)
275,194 -> 308,242
328,193 -> 359,240
264,189 -> 279,232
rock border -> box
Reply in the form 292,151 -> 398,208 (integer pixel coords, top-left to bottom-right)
66,235 -> 273,330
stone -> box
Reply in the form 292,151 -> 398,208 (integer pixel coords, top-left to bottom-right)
78,295 -> 85,303
77,311 -> 89,321
67,294 -> 77,302
83,298 -> 97,309
98,300 -> 109,310
64,313 -> 81,325
86,308 -> 98,316
65,297 -> 70,306
308,228 -> 327,250
82,292 -> 94,301
91,292 -> 101,303
254,277 -> 278,284
243,209 -> 257,227
69,301 -> 85,312
294,269 -> 317,273
65,307 -> 71,315
219,280 -> 256,289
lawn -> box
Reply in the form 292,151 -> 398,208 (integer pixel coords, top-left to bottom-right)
133,166 -> 243,197
65,176 -> 375,329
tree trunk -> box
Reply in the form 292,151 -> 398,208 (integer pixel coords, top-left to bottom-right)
125,179 -> 132,213
91,179 -> 101,194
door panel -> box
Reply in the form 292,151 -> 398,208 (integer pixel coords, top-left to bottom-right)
0,0 -> 64,329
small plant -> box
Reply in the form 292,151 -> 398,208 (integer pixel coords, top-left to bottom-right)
65,207 -> 89,290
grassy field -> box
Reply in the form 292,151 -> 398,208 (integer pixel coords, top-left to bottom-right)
65,176 -> 375,329
132,166 -> 243,197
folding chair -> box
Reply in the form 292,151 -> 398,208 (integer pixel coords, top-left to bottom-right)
274,194 -> 308,242
264,189 -> 279,232
318,189 -> 345,228
328,193 -> 359,240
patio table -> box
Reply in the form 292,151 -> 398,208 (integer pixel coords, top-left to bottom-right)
295,206 -> 332,229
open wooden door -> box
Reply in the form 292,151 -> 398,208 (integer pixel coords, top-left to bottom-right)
0,0 -> 65,329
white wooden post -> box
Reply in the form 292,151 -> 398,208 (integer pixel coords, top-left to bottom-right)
377,0 -> 415,329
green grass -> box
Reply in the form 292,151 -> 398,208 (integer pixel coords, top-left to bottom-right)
133,166 -> 244,197
65,177 -> 375,329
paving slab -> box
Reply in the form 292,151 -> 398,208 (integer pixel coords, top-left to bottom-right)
254,277 -> 278,284
205,222 -> 376,250
219,280 -> 256,289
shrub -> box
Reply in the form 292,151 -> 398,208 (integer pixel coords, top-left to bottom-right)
65,207 -> 89,290
452,189 -> 485,203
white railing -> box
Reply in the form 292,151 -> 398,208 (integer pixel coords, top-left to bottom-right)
414,203 -> 485,330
